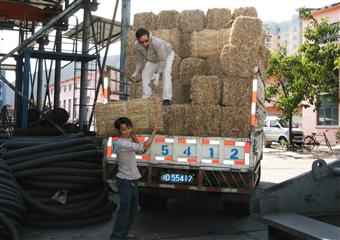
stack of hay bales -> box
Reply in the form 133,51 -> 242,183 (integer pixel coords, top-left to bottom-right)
120,7 -> 268,138
96,97 -> 163,138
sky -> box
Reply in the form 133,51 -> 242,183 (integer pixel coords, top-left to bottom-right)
96,0 -> 338,22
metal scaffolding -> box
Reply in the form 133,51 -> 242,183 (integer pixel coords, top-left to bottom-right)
0,0 -> 129,134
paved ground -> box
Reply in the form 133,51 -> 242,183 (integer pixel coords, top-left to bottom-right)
20,146 -> 340,240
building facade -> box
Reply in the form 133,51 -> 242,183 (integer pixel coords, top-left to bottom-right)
49,68 -> 120,123
301,2 -> 340,144
265,14 -> 303,56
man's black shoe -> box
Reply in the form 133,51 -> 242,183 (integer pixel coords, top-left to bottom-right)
162,100 -> 171,106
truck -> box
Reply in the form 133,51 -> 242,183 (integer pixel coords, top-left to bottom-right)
263,116 -> 304,148
104,69 -> 264,216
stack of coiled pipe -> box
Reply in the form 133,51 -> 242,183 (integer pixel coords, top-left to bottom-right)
0,133 -> 115,239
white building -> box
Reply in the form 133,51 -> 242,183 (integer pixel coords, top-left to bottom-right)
265,15 -> 303,55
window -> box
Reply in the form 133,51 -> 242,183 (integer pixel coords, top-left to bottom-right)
51,89 -> 53,96
317,95 -> 338,126
63,100 -> 66,109
63,86 -> 67,92
69,84 -> 72,91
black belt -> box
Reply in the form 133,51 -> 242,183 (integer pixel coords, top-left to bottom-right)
116,178 -> 138,184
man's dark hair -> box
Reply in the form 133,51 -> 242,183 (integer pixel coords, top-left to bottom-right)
135,27 -> 149,39
114,117 -> 133,130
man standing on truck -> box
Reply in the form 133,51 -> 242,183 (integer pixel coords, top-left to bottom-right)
110,117 -> 159,240
131,27 -> 174,106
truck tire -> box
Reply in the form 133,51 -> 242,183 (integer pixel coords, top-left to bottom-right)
223,199 -> 251,216
139,193 -> 167,210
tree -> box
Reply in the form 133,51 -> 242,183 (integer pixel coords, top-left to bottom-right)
265,8 -> 340,148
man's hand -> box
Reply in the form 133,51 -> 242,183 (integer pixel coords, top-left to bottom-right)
153,126 -> 161,133
151,73 -> 160,87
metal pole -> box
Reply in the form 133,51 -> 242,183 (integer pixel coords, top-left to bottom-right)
0,0 -> 84,64
22,50 -> 30,128
119,0 -> 130,101
54,29 -> 62,109
15,56 -> 23,128
37,41 -> 44,110
79,3 -> 91,130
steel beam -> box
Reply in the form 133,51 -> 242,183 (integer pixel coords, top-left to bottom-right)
0,0 -> 84,64
119,0 -> 130,101
54,29 -> 62,109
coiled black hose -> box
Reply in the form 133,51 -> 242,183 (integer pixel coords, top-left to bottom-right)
0,133 -> 116,237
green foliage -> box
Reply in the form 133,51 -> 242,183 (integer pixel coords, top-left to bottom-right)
266,8 -> 339,146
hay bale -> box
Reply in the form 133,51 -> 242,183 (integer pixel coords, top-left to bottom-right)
172,83 -> 190,104
191,105 -> 222,137
158,10 -> 180,29
133,12 -> 158,31
207,54 -> 225,78
152,29 -> 180,54
163,104 -> 192,136
190,75 -> 221,105
179,10 -> 205,33
221,106 -> 251,138
220,44 -> 260,77
258,46 -> 270,76
190,29 -> 230,58
222,76 -> 252,106
179,33 -> 192,58
180,57 -> 207,85
230,17 -> 264,47
232,7 -> 258,19
206,8 -> 232,29
172,54 -> 182,81
95,97 -> 163,138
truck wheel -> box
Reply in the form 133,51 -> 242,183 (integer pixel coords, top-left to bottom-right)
223,199 -> 251,216
139,193 -> 167,210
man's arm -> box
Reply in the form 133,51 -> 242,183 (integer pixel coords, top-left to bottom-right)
143,127 -> 160,151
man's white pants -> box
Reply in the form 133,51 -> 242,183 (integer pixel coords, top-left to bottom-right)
141,50 -> 175,100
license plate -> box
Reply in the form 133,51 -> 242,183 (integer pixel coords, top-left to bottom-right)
161,173 -> 194,184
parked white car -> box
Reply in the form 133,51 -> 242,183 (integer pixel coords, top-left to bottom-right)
263,116 -> 304,147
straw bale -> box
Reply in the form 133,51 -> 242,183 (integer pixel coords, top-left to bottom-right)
230,17 -> 264,47
172,54 -> 182,81
221,106 -> 251,138
258,46 -> 270,76
126,30 -> 136,50
222,76 -> 252,106
220,44 -> 260,77
158,10 -> 180,29
179,33 -> 192,58
190,29 -> 231,58
180,57 -> 207,85
163,104 -> 192,136
179,10 -> 205,33
207,54 -> 225,78
133,12 -> 158,30
232,7 -> 258,19
129,81 -> 143,99
172,83 -> 190,104
206,8 -> 232,29
95,97 -> 163,138
191,105 -> 222,137
190,75 -> 221,105
126,97 -> 163,134
152,29 -> 180,54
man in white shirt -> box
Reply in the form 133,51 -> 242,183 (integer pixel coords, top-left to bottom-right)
131,28 -> 175,106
